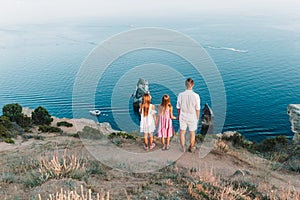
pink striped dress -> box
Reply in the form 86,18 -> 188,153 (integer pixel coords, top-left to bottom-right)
157,108 -> 174,138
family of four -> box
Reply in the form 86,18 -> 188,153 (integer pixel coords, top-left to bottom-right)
139,78 -> 200,153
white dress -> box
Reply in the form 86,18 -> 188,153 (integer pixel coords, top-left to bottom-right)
140,104 -> 156,133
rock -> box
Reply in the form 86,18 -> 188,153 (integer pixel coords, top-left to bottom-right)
52,117 -> 119,135
98,122 -> 120,135
222,131 -> 241,139
232,169 -> 250,177
200,103 -> 214,136
22,107 -> 34,117
287,104 -> 300,144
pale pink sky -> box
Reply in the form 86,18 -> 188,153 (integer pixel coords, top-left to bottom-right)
0,0 -> 299,26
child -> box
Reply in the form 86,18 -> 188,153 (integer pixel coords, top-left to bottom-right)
157,94 -> 176,150
140,93 -> 157,151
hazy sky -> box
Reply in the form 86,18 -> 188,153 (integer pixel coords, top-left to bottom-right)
0,0 -> 300,26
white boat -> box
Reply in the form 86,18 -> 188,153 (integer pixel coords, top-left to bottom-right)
89,110 -> 101,116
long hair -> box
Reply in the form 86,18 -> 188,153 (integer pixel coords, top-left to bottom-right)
160,94 -> 171,115
141,93 -> 151,117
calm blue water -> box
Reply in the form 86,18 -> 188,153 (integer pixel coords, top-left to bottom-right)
1,16 -> 299,141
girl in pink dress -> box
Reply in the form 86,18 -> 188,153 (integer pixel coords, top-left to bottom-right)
157,94 -> 176,150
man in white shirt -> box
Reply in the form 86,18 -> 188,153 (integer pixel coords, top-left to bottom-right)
176,78 -> 200,152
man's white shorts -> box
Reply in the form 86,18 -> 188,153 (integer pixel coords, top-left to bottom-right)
179,119 -> 198,132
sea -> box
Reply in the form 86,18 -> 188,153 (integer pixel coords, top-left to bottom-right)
1,14 -> 299,142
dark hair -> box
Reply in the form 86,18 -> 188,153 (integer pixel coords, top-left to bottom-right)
185,78 -> 194,88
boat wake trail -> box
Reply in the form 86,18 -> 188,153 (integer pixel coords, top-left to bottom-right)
205,46 -> 248,53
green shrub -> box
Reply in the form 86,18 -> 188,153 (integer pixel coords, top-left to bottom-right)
21,171 -> 45,188
38,125 -> 61,133
24,127 -> 32,133
286,155 -> 300,172
4,137 -> 15,144
255,135 -> 288,153
2,103 -> 22,122
0,116 -> 13,129
195,134 -> 204,142
0,124 -> 10,138
32,106 -> 53,125
221,132 -> 252,149
86,160 -> 105,175
77,126 -> 104,140
16,115 -> 32,128
107,132 -> 138,146
108,132 -> 137,140
57,121 -> 73,127
1,172 -> 16,183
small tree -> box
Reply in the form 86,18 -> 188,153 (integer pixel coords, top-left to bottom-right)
0,116 -> 13,139
32,106 -> 53,125
0,116 -> 13,129
16,115 -> 32,128
2,103 -> 23,122
0,124 -> 10,138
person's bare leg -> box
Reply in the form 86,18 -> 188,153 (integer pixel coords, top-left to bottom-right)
161,137 -> 165,149
189,130 -> 195,149
144,133 -> 148,148
180,129 -> 186,151
149,133 -> 155,149
166,137 -> 170,150
166,137 -> 170,146
149,133 -> 153,147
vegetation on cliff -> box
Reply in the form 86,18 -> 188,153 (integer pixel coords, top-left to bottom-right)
0,103 -> 60,143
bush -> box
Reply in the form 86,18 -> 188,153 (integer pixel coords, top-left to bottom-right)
4,138 -> 15,144
23,127 -> 32,133
57,121 -> 73,127
32,106 -> 53,125
77,126 -> 104,140
2,103 -> 23,122
255,135 -> 288,153
108,132 -> 137,140
195,134 -> 204,142
0,116 -> 13,129
16,115 -> 32,128
108,132 -> 138,146
221,131 -> 252,149
0,116 -> 22,141
285,155 -> 300,172
38,125 -> 61,133
0,124 -> 10,138
2,104 -> 32,128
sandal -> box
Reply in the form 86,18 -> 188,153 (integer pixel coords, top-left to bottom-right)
149,143 -> 156,150
188,146 -> 196,153
144,145 -> 149,151
165,145 -> 170,150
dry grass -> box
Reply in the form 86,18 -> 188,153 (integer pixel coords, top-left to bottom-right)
213,139 -> 230,153
187,165 -> 300,200
187,167 -> 254,200
258,182 -> 300,200
38,185 -> 109,200
39,149 -> 86,179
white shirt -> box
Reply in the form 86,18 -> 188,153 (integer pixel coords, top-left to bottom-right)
176,90 -> 200,122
